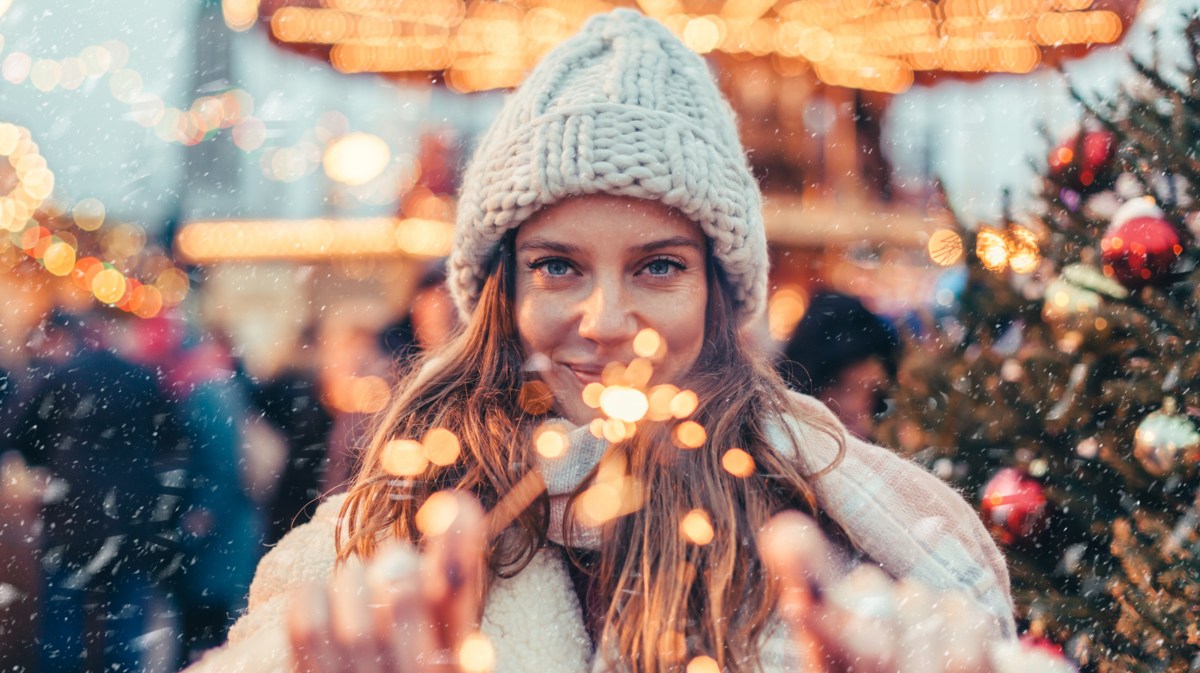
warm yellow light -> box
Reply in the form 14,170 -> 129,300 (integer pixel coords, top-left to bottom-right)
42,241 -> 76,276
580,482 -> 623,524
669,390 -> 699,419
602,417 -> 631,443
622,358 -> 654,389
422,427 -> 461,466
1006,226 -> 1041,274
767,286 -> 808,341
976,227 -> 1010,272
535,425 -> 569,458
382,438 -> 428,476
681,508 -> 715,545
721,448 -> 756,477
582,382 -> 605,409
223,0 -> 259,32
458,632 -> 496,673
646,384 -> 680,422
132,284 -> 163,319
928,229 -> 964,266
323,132 -> 392,186
599,385 -> 649,423
90,267 -> 127,304
682,16 -> 723,54
686,655 -> 721,673
415,491 -> 459,536
674,421 -> 707,449
633,328 -> 663,359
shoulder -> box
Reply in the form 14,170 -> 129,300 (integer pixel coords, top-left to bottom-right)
778,393 -> 1016,637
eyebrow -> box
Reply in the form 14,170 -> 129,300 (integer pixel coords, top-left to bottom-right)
516,236 -> 703,255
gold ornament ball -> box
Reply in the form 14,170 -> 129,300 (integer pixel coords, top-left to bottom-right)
1133,399 -> 1200,476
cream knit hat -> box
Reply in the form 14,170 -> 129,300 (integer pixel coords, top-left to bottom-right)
448,8 -> 767,323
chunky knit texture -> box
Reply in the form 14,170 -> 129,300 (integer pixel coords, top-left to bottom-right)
448,8 -> 768,323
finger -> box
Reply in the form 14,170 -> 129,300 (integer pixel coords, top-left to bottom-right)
811,565 -> 899,672
419,491 -> 487,652
758,511 -> 835,672
329,557 -> 386,673
367,543 -> 435,673
288,581 -> 337,673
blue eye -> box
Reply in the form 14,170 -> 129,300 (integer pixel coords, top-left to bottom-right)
529,257 -> 572,277
644,258 -> 682,276
543,259 -> 570,276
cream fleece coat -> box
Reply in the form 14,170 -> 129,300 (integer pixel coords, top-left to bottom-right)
185,394 -> 1014,673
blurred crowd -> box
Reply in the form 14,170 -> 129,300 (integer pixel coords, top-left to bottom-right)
0,255 -> 900,673
0,260 -> 459,673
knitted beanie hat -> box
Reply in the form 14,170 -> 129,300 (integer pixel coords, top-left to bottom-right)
448,8 -> 768,324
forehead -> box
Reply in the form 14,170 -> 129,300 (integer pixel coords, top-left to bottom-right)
517,195 -> 704,249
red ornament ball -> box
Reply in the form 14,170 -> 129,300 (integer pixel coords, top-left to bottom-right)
1101,215 -> 1182,289
981,468 -> 1047,544
1048,130 -> 1115,192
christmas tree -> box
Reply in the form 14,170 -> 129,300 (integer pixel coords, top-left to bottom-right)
880,17 -> 1200,673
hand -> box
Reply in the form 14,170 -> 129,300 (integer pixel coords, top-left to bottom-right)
287,492 -> 490,673
759,511 -> 1074,673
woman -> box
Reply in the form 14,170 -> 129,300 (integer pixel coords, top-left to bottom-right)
187,10 -> 1020,673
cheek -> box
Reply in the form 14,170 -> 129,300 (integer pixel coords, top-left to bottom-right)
648,285 -> 707,375
515,287 -> 567,355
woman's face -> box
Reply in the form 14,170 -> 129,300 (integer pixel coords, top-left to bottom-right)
514,195 -> 709,426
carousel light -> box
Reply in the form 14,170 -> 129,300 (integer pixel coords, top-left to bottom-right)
323,132 -> 392,186
223,0 -> 260,32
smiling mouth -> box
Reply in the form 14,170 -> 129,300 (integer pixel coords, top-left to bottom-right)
563,364 -> 605,385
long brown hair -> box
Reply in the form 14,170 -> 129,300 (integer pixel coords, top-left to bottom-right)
337,236 -> 847,673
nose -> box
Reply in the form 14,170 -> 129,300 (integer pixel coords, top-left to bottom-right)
578,276 -> 637,347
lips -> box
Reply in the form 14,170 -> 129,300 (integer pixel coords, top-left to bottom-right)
562,363 -> 605,385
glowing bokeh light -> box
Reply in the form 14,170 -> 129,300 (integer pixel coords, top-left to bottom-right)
681,508 -> 715,545
687,655 -> 720,673
669,390 -> 699,419
415,491 -> 460,536
674,421 -> 707,449
382,438 -> 428,477
422,427 -> 462,466
91,267 -> 128,304
323,132 -> 392,186
721,448 -> 756,477
458,632 -> 496,673
633,328 -> 664,359
41,241 -> 76,276
535,425 -> 569,458
928,229 -> 964,267
599,385 -> 649,423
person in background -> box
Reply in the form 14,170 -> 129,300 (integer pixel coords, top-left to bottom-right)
378,259 -> 459,366
252,327 -> 336,546
167,327 -> 269,664
5,308 -> 186,673
777,291 -> 902,442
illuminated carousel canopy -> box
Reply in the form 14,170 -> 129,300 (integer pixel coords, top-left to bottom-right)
232,0 -> 1141,93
